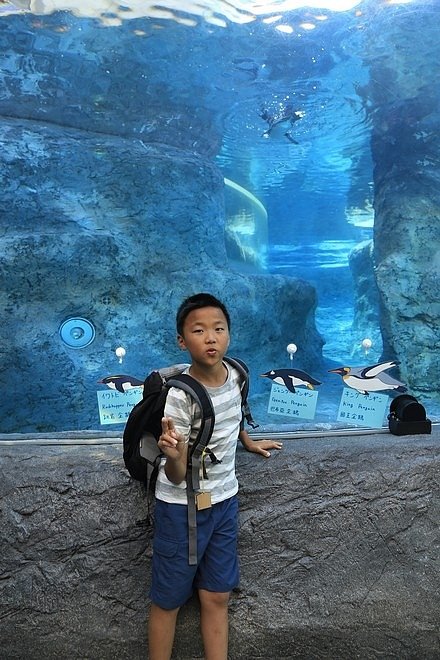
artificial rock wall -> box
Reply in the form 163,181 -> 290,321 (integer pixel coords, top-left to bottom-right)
0,115 -> 322,433
0,12 -> 323,433
1,430 -> 439,659
365,8 -> 440,395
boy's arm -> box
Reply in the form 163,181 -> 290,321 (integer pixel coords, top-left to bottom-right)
159,416 -> 188,484
160,386 -> 193,484
239,429 -> 283,458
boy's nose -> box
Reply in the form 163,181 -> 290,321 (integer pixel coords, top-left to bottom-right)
206,332 -> 216,343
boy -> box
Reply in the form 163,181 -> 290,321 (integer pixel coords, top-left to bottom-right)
148,293 -> 282,660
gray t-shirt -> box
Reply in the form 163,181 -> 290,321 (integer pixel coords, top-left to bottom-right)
155,363 -> 242,505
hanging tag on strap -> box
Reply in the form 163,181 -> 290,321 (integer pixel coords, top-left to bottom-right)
196,448 -> 212,510
196,491 -> 212,511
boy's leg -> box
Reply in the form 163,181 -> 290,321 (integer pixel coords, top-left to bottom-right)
198,588 -> 230,660
195,497 -> 239,660
149,500 -> 198,659
148,603 -> 180,660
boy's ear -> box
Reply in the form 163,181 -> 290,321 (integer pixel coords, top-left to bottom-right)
177,334 -> 186,350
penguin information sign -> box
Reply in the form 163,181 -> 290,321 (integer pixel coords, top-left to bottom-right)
336,388 -> 389,428
97,387 -> 143,425
267,383 -> 318,420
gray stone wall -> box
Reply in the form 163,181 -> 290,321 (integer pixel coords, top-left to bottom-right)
1,429 -> 438,659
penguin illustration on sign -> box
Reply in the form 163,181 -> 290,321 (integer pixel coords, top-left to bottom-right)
328,360 -> 407,396
261,368 -> 321,393
98,375 -> 144,393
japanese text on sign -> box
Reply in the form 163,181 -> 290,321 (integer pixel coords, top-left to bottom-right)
96,387 -> 143,425
336,388 -> 389,428
268,383 -> 318,420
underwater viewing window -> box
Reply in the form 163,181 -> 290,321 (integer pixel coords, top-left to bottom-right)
0,0 -> 439,435
224,178 -> 268,272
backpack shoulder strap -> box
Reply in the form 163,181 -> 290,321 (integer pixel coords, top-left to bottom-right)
158,363 -> 190,380
166,373 -> 215,455
223,356 -> 259,429
224,355 -> 248,373
165,373 -> 215,566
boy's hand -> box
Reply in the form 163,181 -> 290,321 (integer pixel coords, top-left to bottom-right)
246,439 -> 283,458
158,417 -> 187,461
239,430 -> 282,458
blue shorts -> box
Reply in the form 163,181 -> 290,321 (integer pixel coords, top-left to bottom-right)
149,495 -> 239,610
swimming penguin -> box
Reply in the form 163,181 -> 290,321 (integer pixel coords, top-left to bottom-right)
328,361 -> 407,396
98,375 -> 144,393
260,104 -> 305,143
261,369 -> 321,393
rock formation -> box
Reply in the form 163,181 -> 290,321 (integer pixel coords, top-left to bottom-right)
364,7 -> 440,395
1,431 -> 438,658
348,240 -> 382,361
0,117 -> 322,432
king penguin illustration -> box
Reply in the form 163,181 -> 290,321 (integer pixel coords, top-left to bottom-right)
328,360 -> 407,395
98,375 -> 144,393
261,369 -> 321,393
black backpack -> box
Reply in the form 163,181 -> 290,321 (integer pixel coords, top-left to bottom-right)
123,356 -> 257,564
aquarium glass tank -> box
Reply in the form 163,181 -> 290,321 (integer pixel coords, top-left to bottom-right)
0,0 -> 439,434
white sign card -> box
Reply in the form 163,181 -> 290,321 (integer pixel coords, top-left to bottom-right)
268,383 -> 319,420
336,388 -> 389,428
97,387 -> 143,425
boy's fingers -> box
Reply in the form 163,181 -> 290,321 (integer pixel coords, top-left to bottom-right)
160,417 -> 178,447
161,417 -> 175,434
160,436 -> 178,449
262,440 -> 283,450
258,442 -> 283,457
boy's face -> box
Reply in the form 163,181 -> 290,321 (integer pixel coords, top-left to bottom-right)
178,306 -> 230,367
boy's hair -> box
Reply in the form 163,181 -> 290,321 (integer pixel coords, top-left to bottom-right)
176,293 -> 231,336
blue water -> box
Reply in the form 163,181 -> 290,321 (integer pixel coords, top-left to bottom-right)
0,0 -> 439,432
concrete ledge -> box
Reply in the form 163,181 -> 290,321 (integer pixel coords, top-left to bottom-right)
1,429 -> 439,659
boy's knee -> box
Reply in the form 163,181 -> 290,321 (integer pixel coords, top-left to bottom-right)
149,602 -> 180,620
198,589 -> 230,609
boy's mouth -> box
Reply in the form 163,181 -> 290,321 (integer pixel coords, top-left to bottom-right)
206,349 -> 217,356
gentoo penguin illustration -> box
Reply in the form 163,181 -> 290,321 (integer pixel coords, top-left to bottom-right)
328,361 -> 407,396
261,369 -> 321,393
98,375 -> 144,393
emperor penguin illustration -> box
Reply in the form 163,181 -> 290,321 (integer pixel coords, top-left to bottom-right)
98,375 -> 144,393
260,369 -> 321,393
328,361 -> 407,396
